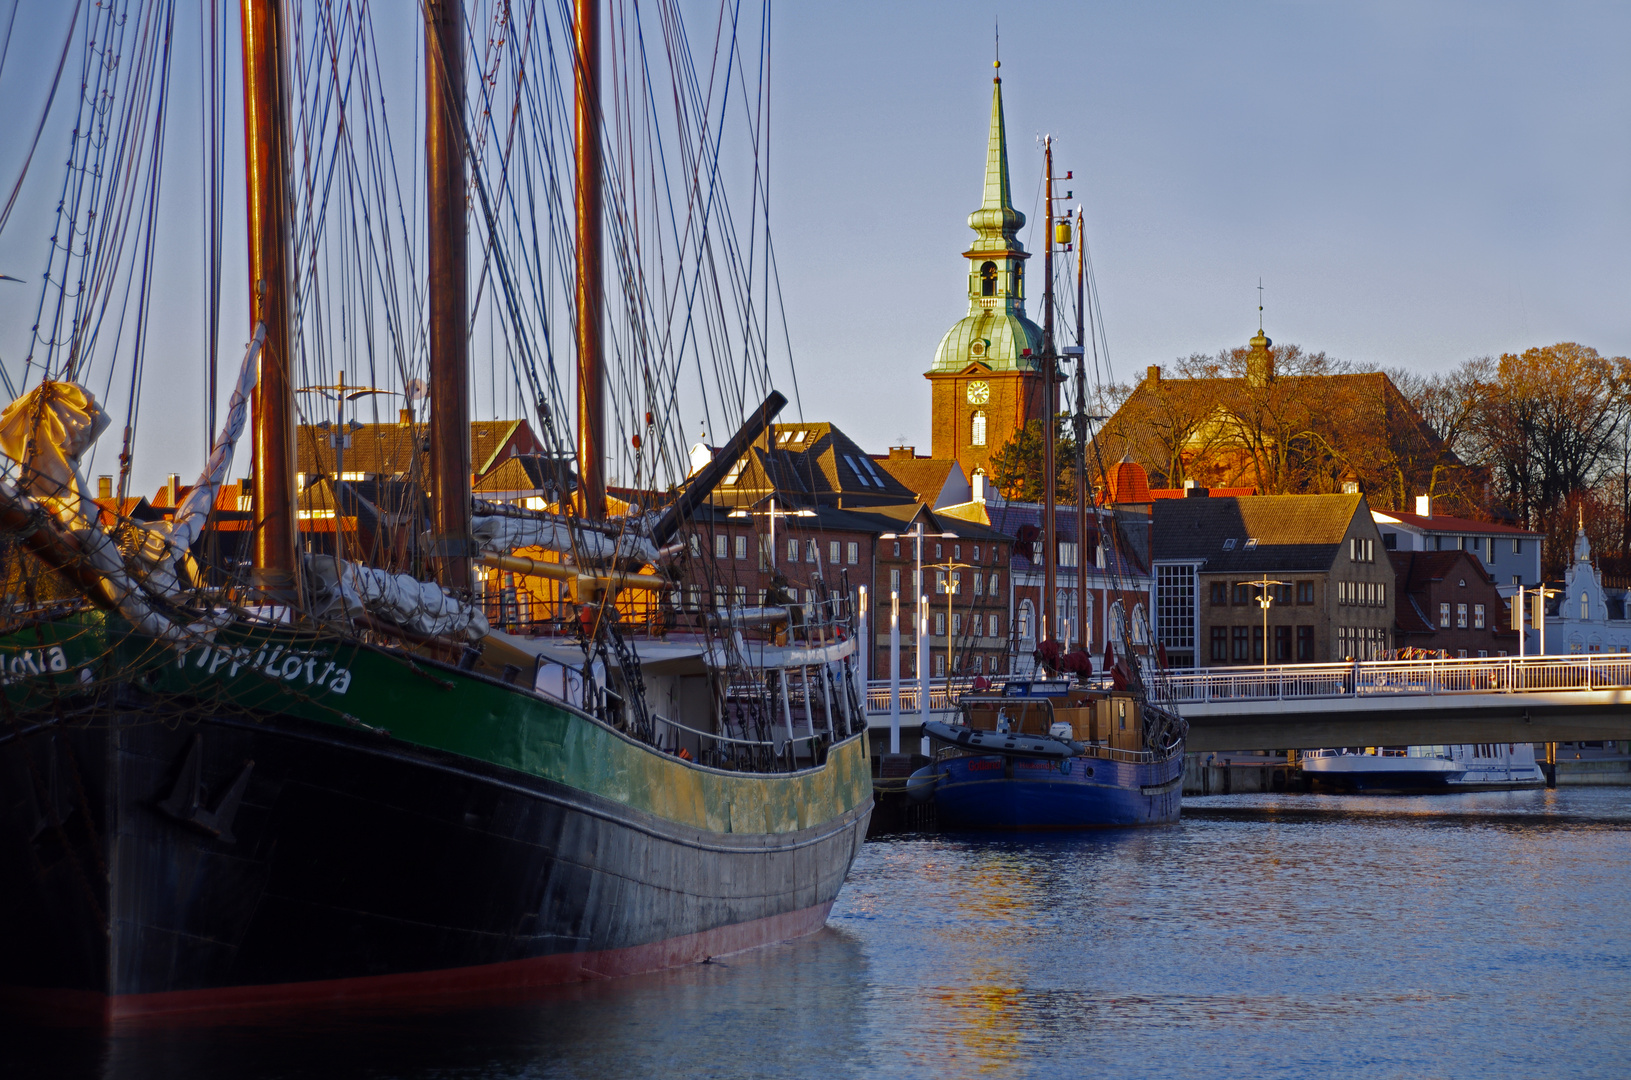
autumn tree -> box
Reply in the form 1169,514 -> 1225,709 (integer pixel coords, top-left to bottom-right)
990,420 -> 1077,503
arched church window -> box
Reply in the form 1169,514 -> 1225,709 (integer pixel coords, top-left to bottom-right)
980,262 -> 998,297
971,411 -> 987,446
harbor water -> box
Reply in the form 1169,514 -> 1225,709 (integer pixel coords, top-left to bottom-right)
7,787 -> 1629,1079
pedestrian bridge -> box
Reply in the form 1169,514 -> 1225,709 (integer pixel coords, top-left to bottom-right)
865,655 -> 1631,753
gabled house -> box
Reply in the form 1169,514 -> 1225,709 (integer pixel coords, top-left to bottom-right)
1153,492 -> 1393,666
1389,549 -> 1517,657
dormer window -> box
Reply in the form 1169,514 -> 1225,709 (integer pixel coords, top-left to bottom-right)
1222,538 -> 1237,551
980,262 -> 998,297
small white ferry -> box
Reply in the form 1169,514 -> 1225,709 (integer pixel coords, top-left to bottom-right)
1301,744 -> 1544,793
1444,743 -> 1546,790
1301,747 -> 1465,793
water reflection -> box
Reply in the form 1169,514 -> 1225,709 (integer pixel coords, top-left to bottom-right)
5,789 -> 1629,1079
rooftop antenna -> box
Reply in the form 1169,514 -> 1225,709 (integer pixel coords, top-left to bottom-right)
1258,277 -> 1265,332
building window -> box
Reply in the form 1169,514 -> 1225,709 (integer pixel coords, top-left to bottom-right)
934,654 -> 946,676
953,614 -> 963,636
688,534 -> 701,556
974,573 -> 984,596
714,585 -> 728,609
1296,625 -> 1314,661
1350,537 -> 1375,563
1210,626 -> 1228,662
1513,539 -> 1523,555
806,539 -> 817,563
972,545 -> 981,561
892,541 -> 901,557
1059,541 -> 1078,568
686,584 -> 701,611
759,535 -> 773,569
971,411 -> 987,447
1382,532 -> 1397,550
847,542 -> 859,565
829,541 -> 841,565
980,261 -> 998,297
735,535 -> 748,560
1456,603 -> 1468,629
1297,581 -> 1314,604
990,572 -> 1001,594
954,545 -> 961,560
989,614 -> 1000,637
1252,627 -> 1265,662
934,613 -> 946,636
1233,583 -> 1252,605
1439,602 -> 1451,628
1274,625 -> 1291,661
1018,600 -> 1034,640
1474,603 -> 1485,629
1232,626 -> 1249,661
736,586 -> 749,606
936,571 -> 947,594
890,568 -> 901,593
1581,592 -> 1589,620
715,534 -> 729,559
1486,537 -> 1496,563
1156,564 -> 1197,651
1211,582 -> 1227,605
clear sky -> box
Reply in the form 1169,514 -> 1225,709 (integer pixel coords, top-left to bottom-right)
1,1 -> 1628,492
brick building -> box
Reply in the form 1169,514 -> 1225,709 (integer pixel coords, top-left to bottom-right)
1390,549 -> 1517,657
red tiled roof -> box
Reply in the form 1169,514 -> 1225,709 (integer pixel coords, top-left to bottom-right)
1376,510 -> 1539,536
1148,486 -> 1256,500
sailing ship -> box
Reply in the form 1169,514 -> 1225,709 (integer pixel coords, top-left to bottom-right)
0,0 -> 869,1019
915,76 -> 1186,829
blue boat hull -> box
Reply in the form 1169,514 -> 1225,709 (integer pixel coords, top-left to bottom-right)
932,752 -> 1184,830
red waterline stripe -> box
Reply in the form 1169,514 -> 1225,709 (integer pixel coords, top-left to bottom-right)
3,902 -> 835,1023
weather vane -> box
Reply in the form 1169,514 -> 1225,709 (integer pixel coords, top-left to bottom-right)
1257,277 -> 1264,332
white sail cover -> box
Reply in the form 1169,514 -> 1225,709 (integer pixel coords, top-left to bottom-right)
307,555 -> 489,642
471,513 -> 660,565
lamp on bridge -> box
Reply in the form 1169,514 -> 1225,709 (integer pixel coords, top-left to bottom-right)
1252,575 -> 1291,670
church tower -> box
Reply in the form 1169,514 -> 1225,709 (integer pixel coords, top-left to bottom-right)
926,62 -> 1046,485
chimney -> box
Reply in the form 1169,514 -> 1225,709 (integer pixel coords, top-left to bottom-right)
97,475 -> 112,501
972,469 -> 987,504
1415,494 -> 1432,518
1146,365 -> 1161,385
166,474 -> 181,507
399,408 -> 414,426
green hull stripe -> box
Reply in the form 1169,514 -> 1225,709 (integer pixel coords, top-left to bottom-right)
0,613 -> 872,836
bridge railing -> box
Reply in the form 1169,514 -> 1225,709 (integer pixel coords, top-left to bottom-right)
1165,654 -> 1631,703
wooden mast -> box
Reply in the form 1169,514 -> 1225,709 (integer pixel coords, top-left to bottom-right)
1073,207 -> 1090,660
574,0 -> 605,520
425,0 -> 473,591
240,0 -> 299,604
1041,135 -> 1056,646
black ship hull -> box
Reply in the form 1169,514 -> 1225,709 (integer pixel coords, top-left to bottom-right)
0,694 -> 870,1020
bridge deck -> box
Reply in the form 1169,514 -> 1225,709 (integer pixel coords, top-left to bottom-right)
863,656 -> 1631,752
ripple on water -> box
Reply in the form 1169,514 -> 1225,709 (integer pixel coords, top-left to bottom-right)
3,788 -> 1628,1080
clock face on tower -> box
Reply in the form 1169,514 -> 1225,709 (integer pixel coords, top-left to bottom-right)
966,380 -> 990,405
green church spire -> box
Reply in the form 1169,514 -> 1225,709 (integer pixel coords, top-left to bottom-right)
967,67 -> 1025,253
929,61 -> 1041,375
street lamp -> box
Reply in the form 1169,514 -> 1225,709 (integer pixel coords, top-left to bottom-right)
928,557 -> 974,684
879,523 -> 957,730
1251,575 -> 1290,669
728,495 -> 815,570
